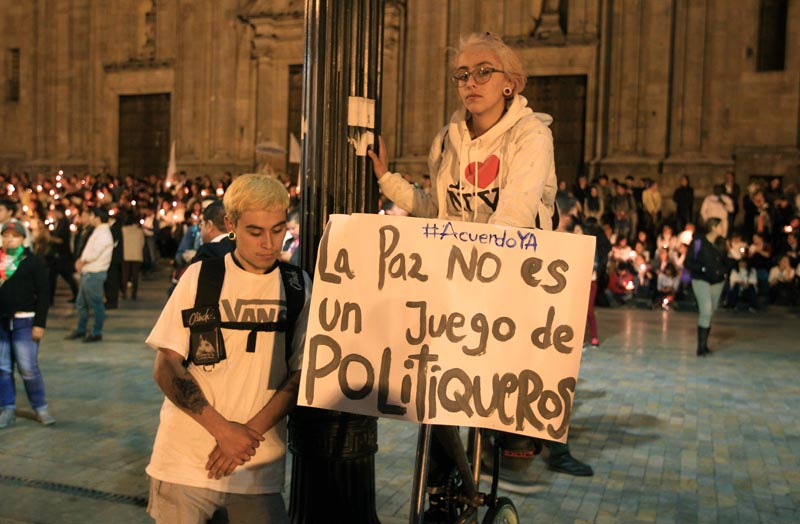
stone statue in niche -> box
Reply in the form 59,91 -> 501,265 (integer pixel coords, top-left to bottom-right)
138,0 -> 157,60
530,0 -> 565,42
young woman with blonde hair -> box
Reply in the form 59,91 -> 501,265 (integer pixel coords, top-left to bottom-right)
369,33 -> 590,498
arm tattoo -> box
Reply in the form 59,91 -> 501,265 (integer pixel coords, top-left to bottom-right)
173,377 -> 209,414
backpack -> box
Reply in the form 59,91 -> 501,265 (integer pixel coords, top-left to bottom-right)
180,256 -> 305,367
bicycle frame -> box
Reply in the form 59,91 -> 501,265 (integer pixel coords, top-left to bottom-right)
409,424 -> 502,524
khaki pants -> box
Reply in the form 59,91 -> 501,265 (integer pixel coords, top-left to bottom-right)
147,478 -> 288,524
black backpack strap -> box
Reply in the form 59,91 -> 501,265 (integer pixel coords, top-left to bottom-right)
196,257 -> 226,306
181,257 -> 227,367
278,261 -> 305,365
185,257 -> 304,362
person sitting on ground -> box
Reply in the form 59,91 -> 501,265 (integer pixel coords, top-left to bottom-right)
633,254 -> 655,299
748,232 -> 773,295
728,258 -> 758,312
768,254 -> 798,306
606,260 -> 635,305
654,262 -> 680,310
727,232 -> 749,262
611,236 -> 634,263
778,232 -> 799,267
655,224 -> 678,260
582,185 -> 604,223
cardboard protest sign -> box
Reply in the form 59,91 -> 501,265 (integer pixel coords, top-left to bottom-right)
298,214 -> 595,441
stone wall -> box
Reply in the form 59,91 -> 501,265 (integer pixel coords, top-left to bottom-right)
0,0 -> 798,197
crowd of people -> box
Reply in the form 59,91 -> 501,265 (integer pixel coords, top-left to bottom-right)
4,165 -> 797,340
0,169 -> 302,306
555,171 -> 800,314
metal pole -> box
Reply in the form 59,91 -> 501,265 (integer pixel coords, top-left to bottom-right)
409,424 -> 433,524
289,0 -> 384,522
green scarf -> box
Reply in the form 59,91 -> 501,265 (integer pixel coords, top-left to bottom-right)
0,245 -> 24,281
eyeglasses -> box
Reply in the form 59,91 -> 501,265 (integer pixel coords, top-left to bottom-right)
451,66 -> 505,86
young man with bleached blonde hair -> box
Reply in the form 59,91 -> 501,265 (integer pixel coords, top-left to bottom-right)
145,174 -> 311,524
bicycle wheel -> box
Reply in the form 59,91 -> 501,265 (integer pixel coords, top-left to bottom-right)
481,496 -> 518,524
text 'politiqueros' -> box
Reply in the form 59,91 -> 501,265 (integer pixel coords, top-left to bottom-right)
298,214 -> 595,441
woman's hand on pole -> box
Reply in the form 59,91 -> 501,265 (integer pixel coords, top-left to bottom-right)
367,136 -> 389,179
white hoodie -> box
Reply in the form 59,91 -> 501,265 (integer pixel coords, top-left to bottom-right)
378,95 -> 557,229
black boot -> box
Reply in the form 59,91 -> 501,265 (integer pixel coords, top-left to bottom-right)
697,326 -> 711,356
546,441 -> 593,476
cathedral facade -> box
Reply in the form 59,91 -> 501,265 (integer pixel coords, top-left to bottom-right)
1,0 -> 798,201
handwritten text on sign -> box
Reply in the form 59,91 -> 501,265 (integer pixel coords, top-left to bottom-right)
298,214 -> 595,441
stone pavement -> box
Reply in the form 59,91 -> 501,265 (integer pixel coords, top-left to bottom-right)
1,267 -> 798,524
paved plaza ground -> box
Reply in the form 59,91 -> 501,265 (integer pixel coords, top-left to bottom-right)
0,267 -> 798,523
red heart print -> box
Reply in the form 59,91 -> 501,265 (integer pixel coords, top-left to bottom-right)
464,155 -> 500,189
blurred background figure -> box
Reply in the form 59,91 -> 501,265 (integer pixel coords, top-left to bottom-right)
121,210 -> 145,300
45,204 -> 78,304
0,220 -> 55,429
280,210 -> 301,266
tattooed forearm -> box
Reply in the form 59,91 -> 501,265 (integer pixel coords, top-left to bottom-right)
173,377 -> 209,414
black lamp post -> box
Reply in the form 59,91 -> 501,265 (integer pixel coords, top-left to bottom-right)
288,0 -> 384,522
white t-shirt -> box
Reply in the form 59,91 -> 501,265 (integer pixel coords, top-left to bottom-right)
145,254 -> 311,494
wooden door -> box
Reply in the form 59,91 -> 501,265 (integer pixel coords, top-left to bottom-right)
521,75 -> 587,187
118,93 -> 171,178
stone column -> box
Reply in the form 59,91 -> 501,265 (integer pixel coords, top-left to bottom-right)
288,1 -> 384,523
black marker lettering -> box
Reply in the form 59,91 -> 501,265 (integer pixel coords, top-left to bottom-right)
304,334 -> 342,404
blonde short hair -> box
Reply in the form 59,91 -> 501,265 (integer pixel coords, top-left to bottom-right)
223,174 -> 290,225
452,33 -> 527,97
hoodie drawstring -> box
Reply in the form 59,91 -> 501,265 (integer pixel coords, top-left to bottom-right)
458,137 -> 467,222
472,139 -> 480,221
